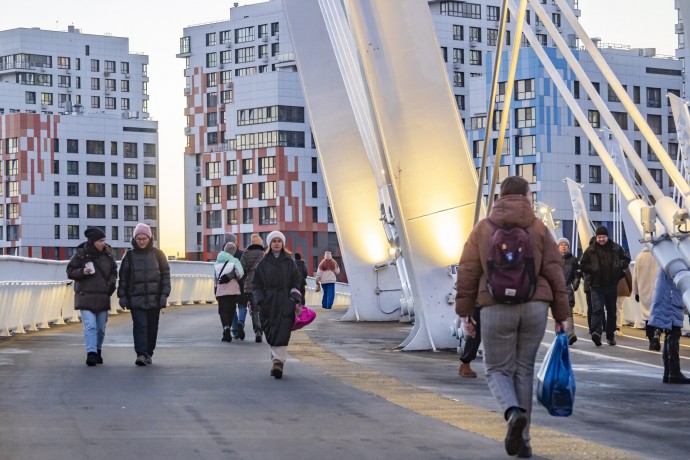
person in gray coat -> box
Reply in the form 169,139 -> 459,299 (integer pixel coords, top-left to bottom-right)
66,227 -> 117,366
117,223 -> 171,366
649,268 -> 690,384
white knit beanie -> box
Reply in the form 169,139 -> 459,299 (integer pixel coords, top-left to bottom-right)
556,237 -> 570,247
266,230 -> 286,247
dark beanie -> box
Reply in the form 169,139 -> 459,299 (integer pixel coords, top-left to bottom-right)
595,225 -> 609,237
85,226 -> 106,243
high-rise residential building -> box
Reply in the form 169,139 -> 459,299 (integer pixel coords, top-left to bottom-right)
181,0 -> 682,262
179,1 -> 337,272
0,26 -> 158,260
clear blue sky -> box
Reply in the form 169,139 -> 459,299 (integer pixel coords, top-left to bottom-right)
0,0 -> 677,256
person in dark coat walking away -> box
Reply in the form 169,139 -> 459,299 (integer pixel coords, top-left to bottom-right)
117,223 -> 171,366
252,230 -> 303,379
557,237 -> 581,345
214,242 -> 244,342
241,233 -> 265,342
66,227 -> 118,366
456,176 -> 569,458
649,268 -> 690,384
579,225 -> 631,347
225,233 -> 247,340
294,253 -> 309,302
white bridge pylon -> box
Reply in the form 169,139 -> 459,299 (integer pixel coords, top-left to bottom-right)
286,0 -> 479,350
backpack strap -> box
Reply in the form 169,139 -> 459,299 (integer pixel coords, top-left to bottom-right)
216,261 -> 229,285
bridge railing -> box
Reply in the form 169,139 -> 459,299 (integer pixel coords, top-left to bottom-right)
0,256 -> 350,336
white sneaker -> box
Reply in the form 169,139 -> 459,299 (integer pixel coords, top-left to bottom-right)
614,329 -> 624,337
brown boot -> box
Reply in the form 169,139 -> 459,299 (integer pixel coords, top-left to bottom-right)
270,359 -> 284,379
458,362 -> 477,378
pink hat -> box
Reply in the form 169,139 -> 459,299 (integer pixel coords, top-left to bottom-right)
134,223 -> 152,239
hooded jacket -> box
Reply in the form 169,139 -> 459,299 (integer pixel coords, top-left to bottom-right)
455,194 -> 569,322
649,268 -> 686,330
117,237 -> 171,310
66,241 -> 118,311
632,248 -> 659,320
240,243 -> 265,295
214,250 -> 244,297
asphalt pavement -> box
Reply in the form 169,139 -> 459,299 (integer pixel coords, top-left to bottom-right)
0,303 -> 688,460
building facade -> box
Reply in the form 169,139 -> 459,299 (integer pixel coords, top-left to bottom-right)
0,26 -> 158,259
180,0 -> 682,264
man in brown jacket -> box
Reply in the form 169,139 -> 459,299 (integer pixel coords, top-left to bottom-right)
456,176 -> 569,459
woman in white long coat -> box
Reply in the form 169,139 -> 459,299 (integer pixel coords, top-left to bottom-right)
632,247 -> 659,349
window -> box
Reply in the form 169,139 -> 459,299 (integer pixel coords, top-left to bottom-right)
611,112 -> 628,130
469,27 -> 481,43
259,181 -> 276,199
87,162 -> 105,176
207,112 -> 218,127
515,107 -> 536,128
207,186 -> 221,204
271,22 -> 279,36
206,210 -> 223,229
122,205 -> 138,221
515,135 -> 536,156
227,184 -> 238,200
87,204 -> 106,219
206,32 -> 217,46
6,160 -> 18,175
41,93 -> 53,105
242,158 -> 254,174
633,85 -> 641,104
57,56 -> 70,69
123,142 -> 137,158
6,203 -> 19,219
487,5 -> 500,21
235,47 -> 255,64
144,185 -> 156,199
242,183 -> 254,199
575,164 -> 582,182
588,110 -> 600,128
221,50 -> 232,65
243,208 -> 254,224
67,204 -> 80,218
573,81 -> 580,99
647,87 -> 661,108
669,142 -> 679,160
206,161 -> 221,179
575,136 -> 581,155
67,225 -> 80,240
487,29 -> 498,46
206,53 -> 217,68
111,184 -> 118,198
111,205 -> 119,219
6,139 -> 19,154
67,182 -> 79,196
453,71 -> 464,87
259,206 -> 277,225
647,114 -> 662,134
87,140 -> 105,155
453,25 -> 464,40
87,183 -> 105,197
258,156 -> 276,175
124,184 -> 138,200
515,79 -> 535,100
121,98 -> 130,110
235,26 -> 255,43
590,193 -> 602,211
180,36 -> 191,54
470,116 -> 487,130
206,73 -> 217,87
54,203 -> 60,218
536,34 -> 547,46
26,91 -> 36,104
552,12 -> 561,27
589,165 -> 601,183
516,163 -> 536,183
144,164 -> 156,178
123,163 -> 138,179
144,206 -> 156,220
650,169 -> 664,188
227,209 -> 238,225
469,50 -> 482,66
455,94 -> 465,111
227,160 -> 237,176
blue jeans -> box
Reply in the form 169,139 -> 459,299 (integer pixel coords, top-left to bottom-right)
130,308 -> 161,357
321,283 -> 335,309
81,310 -> 108,353
231,301 -> 248,336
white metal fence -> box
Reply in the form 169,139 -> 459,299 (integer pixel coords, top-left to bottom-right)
0,256 -> 350,336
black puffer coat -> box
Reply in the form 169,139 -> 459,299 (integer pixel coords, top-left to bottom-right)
252,250 -> 302,346
562,251 -> 581,307
117,238 -> 171,310
66,242 -> 118,311
580,239 -> 630,288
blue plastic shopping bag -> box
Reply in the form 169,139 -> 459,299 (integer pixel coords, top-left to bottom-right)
537,331 -> 575,416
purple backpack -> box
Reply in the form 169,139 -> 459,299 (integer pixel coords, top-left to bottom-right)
486,219 -> 536,304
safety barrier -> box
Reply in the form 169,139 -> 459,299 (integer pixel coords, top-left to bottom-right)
0,256 -> 350,336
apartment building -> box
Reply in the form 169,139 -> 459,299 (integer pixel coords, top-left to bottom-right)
179,1 -> 338,272
181,0 -> 682,261
0,26 -> 158,259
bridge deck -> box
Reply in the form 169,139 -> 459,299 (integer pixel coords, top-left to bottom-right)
0,304 -> 687,459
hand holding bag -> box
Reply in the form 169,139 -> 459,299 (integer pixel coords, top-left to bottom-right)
315,282 -> 321,293
537,331 -> 576,416
292,304 -> 316,331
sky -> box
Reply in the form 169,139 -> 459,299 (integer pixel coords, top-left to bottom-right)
0,0 -> 678,257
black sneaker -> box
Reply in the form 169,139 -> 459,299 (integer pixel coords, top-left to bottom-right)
607,338 -> 617,346
237,323 -> 246,341
96,349 -> 104,364
255,332 -> 262,343
504,408 -> 527,456
650,336 -> 661,351
591,332 -> 602,347
569,335 -> 577,346
222,328 -> 231,342
86,352 -> 98,367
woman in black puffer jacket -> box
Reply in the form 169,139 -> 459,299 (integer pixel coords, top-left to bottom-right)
66,227 -> 117,367
252,230 -> 302,379
117,223 -> 171,367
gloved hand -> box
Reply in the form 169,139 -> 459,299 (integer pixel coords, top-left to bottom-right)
289,289 -> 302,305
635,294 -> 640,302
159,296 -> 168,308
118,299 -> 129,310
572,279 -> 580,292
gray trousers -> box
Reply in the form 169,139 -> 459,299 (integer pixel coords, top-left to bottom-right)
480,301 -> 548,441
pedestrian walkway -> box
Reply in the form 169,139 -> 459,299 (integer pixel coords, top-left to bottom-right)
0,303 -> 687,459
